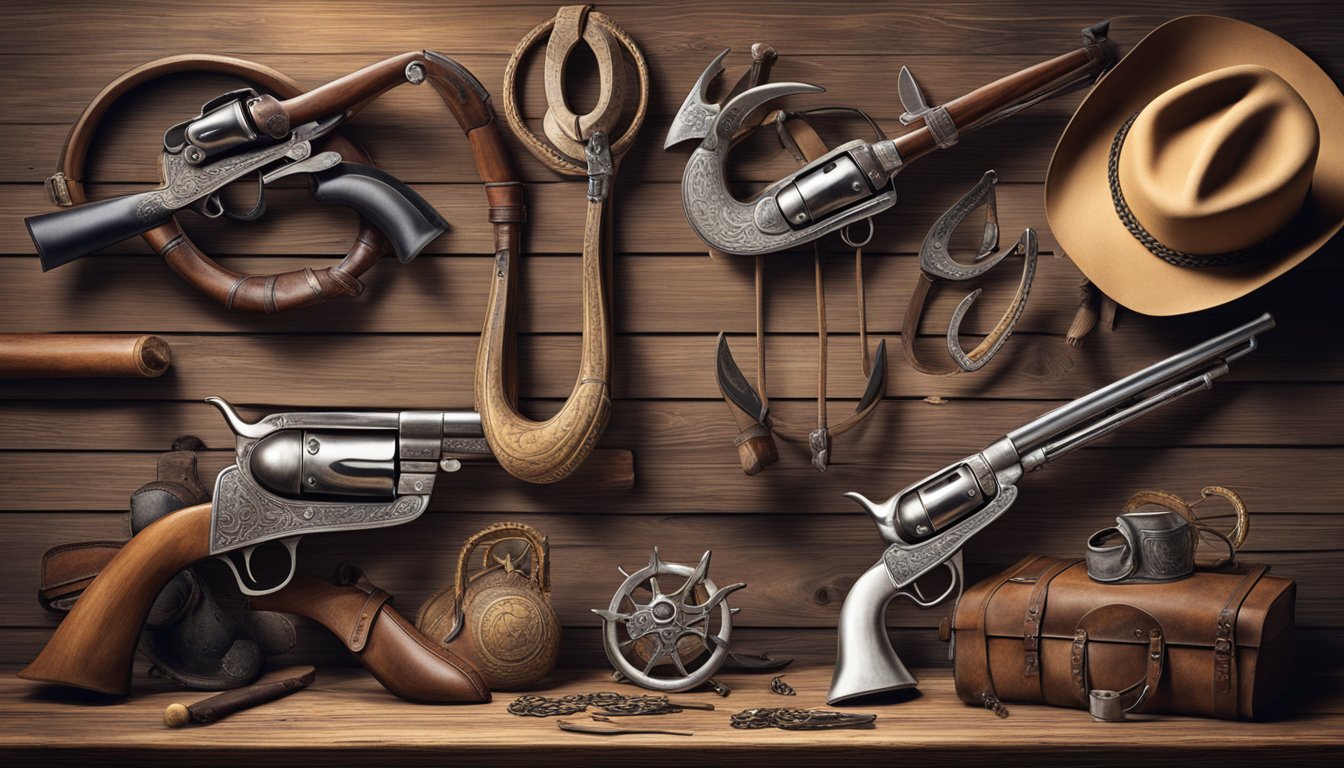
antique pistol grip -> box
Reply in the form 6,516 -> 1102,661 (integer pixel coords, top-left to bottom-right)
28,190 -> 172,271
307,163 -> 448,263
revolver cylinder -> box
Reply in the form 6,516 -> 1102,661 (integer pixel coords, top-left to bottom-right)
776,154 -> 874,228
895,464 -> 989,542
183,98 -> 259,164
251,429 -> 397,499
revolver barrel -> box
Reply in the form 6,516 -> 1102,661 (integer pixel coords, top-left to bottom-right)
1007,313 -> 1274,457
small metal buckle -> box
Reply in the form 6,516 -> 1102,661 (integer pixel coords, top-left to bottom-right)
45,172 -> 72,207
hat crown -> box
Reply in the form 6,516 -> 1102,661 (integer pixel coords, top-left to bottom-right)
1118,64 -> 1319,254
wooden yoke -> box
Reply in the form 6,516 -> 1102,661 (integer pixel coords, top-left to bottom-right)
19,503 -> 213,695
485,6 -> 648,484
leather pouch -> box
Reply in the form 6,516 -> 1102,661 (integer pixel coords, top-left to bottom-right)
949,555 -> 1295,720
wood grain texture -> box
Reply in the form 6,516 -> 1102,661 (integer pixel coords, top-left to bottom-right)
2,0 -> 1343,760
2,664 -> 1343,766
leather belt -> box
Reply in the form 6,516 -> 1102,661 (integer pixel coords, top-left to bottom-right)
487,5 -> 648,483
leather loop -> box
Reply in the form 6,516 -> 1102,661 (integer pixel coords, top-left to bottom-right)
478,8 -> 641,484
348,587 -> 393,652
503,7 -> 648,174
1072,604 -> 1166,715
51,54 -> 392,313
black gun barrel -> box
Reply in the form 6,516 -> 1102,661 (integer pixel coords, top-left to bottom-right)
27,191 -> 172,270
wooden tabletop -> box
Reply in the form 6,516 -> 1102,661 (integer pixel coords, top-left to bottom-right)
2,664 -> 1340,766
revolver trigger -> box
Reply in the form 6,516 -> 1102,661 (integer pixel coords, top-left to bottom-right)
193,192 -> 226,220
242,545 -> 258,584
215,536 -> 302,598
221,172 -> 267,222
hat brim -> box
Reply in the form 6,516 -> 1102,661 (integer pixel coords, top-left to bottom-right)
1045,15 -> 1344,316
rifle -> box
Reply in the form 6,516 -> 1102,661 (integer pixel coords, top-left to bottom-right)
20,398 -> 490,695
828,313 -> 1275,705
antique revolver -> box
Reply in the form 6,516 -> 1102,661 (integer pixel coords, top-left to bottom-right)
27,98 -> 446,271
20,398 -> 491,695
828,313 -> 1275,704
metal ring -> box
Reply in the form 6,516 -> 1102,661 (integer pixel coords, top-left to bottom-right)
840,216 -> 875,248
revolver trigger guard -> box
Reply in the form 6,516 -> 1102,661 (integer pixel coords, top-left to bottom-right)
217,536 -> 301,598
193,192 -> 227,220
896,552 -> 963,608
222,172 -> 268,222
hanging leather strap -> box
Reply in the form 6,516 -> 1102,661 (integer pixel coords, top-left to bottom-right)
1213,563 -> 1269,719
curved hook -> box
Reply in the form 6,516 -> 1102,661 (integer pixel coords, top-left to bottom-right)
947,228 -> 1038,371
918,170 -> 1004,281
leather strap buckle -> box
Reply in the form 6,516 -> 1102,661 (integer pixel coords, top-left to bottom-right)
45,172 -> 73,207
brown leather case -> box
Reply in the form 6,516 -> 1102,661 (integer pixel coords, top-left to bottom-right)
950,555 -> 1295,720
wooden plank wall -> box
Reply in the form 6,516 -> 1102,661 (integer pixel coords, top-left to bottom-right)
1,0 -> 1341,672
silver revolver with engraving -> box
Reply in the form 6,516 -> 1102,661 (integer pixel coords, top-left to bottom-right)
205,397 -> 491,596
19,396 -> 495,695
828,314 -> 1275,705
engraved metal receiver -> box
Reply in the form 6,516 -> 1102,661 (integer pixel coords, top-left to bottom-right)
206,398 -> 490,596
828,314 -> 1275,705
666,23 -> 1117,256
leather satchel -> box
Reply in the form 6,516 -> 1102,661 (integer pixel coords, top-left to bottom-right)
948,555 -> 1295,720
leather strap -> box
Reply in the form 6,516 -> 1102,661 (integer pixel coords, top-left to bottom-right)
957,554 -> 1050,704
38,541 -> 123,613
50,54 -> 389,313
1214,564 -> 1269,719
720,109 -> 887,471
1022,558 -> 1080,680
1071,605 -> 1166,717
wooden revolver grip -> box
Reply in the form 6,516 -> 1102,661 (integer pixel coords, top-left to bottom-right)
20,503 -> 213,695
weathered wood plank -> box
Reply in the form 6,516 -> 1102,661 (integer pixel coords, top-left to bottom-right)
0,245 -> 1336,336
0,319 -> 1331,407
0,117 -> 1068,186
2,664 -> 1342,767
0,512 -> 1338,630
2,385 -> 1337,452
5,0 -> 1344,58
0,180 -> 1062,256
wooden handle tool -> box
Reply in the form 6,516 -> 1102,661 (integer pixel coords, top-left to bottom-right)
163,666 -> 315,728
0,333 -> 170,377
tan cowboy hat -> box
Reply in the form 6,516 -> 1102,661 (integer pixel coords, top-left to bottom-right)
1046,16 -> 1344,316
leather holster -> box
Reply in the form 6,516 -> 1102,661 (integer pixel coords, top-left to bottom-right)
248,565 -> 491,703
38,438 -> 296,690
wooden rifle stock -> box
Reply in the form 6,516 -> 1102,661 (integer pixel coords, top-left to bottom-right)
20,502 -> 213,695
